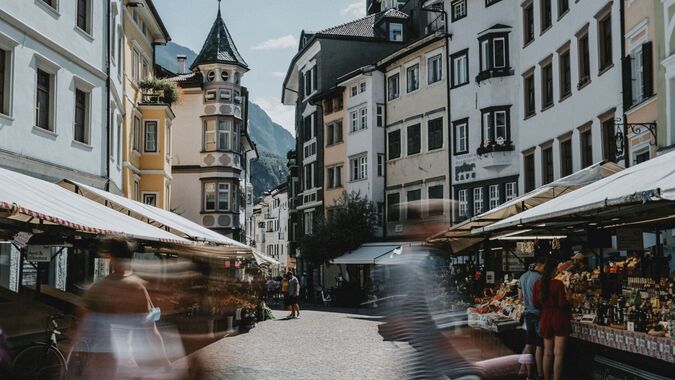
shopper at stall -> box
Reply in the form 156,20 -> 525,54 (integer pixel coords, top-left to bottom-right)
533,257 -> 571,380
519,257 -> 546,380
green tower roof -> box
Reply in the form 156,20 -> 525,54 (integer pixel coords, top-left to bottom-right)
191,4 -> 248,71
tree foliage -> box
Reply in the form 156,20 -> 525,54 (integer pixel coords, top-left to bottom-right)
299,192 -> 378,266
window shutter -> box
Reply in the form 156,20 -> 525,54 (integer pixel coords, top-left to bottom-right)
622,56 -> 633,109
642,41 -> 654,98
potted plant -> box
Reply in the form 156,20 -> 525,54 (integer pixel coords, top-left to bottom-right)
138,78 -> 180,105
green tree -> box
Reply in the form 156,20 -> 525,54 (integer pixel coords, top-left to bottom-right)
299,192 -> 378,266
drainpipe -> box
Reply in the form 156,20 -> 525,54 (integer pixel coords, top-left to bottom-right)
381,66 -> 389,240
620,0 -> 629,168
105,1 -> 112,191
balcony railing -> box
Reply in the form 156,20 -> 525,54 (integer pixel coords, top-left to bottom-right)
140,93 -> 170,105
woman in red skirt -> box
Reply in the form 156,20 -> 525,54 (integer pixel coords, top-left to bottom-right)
533,257 -> 571,380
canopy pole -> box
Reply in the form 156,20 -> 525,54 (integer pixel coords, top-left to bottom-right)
655,229 -> 662,281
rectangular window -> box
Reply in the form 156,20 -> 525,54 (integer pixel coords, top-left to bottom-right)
505,182 -> 517,202
74,89 -> 88,144
542,61 -> 554,108
351,85 -> 357,97
218,183 -> 230,211
304,211 -> 314,235
493,38 -> 506,68
406,64 -> 419,93
407,190 -> 421,220
482,108 -> 509,144
143,193 -> 157,207
602,118 -> 617,162
451,0 -> 467,21
144,121 -> 158,152
454,121 -> 468,154
540,0 -> 552,32
451,51 -> 469,87
524,153 -> 536,192
218,121 -> 231,150
558,0 -> 569,16
41,0 -> 57,9
377,203 -> 385,226
388,130 -> 401,159
350,110 -> 358,132
388,73 -> 400,100
387,193 -> 400,222
376,104 -> 384,127
479,34 -> 510,75
578,32 -> 591,86
132,49 -> 140,83
524,71 -> 536,117
0,49 -> 6,116
559,49 -> 571,98
204,183 -> 216,211
428,54 -> 443,84
428,118 -> 443,150
304,163 -> 314,190
480,39 -> 490,72
488,184 -> 500,210
560,139 -> 573,177
523,2 -> 535,45
542,146 -> 554,184
134,181 -> 140,201
220,89 -> 232,102
131,116 -> 140,152
327,167 -> 335,188
377,154 -> 385,177
473,187 -> 484,216
350,155 -> 367,181
360,107 -> 367,130
458,189 -> 468,218
360,82 -> 366,93
389,23 -> 403,42
204,121 -> 216,151
428,185 -> 444,216
580,128 -> 593,168
598,12 -> 613,72
77,0 -> 89,32
36,69 -> 53,131
407,124 -> 421,155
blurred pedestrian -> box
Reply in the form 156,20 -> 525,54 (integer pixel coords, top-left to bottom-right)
300,272 -> 308,301
287,272 -> 300,319
533,257 -> 571,380
519,256 -> 546,380
281,275 -> 289,311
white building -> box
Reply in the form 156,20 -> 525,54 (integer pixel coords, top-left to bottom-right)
0,0 -> 109,187
445,0 -> 521,222
339,67 -> 386,236
517,0 -> 623,193
255,183 -> 290,275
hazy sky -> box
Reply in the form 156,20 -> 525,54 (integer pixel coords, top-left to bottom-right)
154,0 -> 370,135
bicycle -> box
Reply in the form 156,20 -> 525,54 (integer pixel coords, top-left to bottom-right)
11,313 -> 89,380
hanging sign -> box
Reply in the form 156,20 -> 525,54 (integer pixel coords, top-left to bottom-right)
516,241 -> 535,257
27,246 -> 52,262
617,229 -> 643,250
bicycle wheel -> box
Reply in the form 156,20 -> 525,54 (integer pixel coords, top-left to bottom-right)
12,343 -> 66,380
66,339 -> 90,379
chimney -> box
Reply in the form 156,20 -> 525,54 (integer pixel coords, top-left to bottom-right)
176,54 -> 187,74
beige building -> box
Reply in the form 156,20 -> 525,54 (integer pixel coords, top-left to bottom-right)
320,88 -> 347,211
169,7 -> 256,240
622,0 -> 659,165
381,33 -> 450,240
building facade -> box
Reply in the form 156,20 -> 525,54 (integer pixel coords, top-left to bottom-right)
257,183 -> 290,275
169,6 -> 256,240
320,87 -> 347,211
382,34 -> 450,240
518,0 -> 624,193
445,0 -> 521,222
339,67 -> 387,236
122,2 -> 173,208
0,0 -> 108,187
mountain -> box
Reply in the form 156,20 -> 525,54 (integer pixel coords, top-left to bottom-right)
156,42 -> 293,197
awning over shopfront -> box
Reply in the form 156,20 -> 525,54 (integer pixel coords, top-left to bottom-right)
0,167 -> 188,244
252,250 -> 282,266
429,161 -> 623,252
62,181 -> 247,248
484,150 -> 675,233
331,243 -> 403,265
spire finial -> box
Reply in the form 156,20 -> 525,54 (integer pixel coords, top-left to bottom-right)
217,0 -> 221,15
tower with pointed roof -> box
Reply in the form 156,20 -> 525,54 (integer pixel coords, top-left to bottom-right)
169,2 -> 257,242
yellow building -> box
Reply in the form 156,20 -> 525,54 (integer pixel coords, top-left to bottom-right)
122,1 -> 173,209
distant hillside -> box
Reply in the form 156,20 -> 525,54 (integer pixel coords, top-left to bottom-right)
156,42 -> 294,196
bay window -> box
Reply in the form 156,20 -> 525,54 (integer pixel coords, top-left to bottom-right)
480,106 -> 511,149
203,182 -> 233,212
477,32 -> 511,81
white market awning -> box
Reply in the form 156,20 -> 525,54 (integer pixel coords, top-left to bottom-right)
252,250 -> 282,266
484,150 -> 675,233
331,243 -> 403,265
62,181 -> 247,248
428,161 -> 623,252
0,167 -> 188,244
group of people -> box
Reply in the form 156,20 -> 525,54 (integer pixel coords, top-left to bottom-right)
265,272 -> 302,319
519,256 -> 572,380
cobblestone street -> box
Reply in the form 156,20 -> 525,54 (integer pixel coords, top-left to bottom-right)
187,308 -> 412,380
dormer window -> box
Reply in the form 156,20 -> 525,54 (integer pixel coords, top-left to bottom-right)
207,71 -> 216,82
234,72 -> 241,85
221,70 -> 230,82
389,23 -> 403,42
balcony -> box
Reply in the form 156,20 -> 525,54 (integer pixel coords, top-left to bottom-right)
140,93 -> 170,105
139,78 -> 179,106
477,141 -> 516,169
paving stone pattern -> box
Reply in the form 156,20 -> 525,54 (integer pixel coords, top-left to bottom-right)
188,309 -> 412,380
